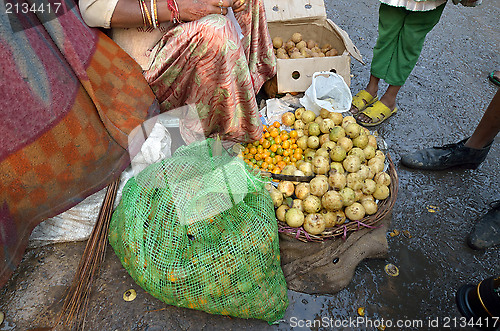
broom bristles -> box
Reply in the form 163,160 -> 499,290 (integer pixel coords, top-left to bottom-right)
55,178 -> 120,330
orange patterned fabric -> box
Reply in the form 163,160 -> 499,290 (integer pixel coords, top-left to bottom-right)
0,0 -> 159,287
144,0 -> 276,144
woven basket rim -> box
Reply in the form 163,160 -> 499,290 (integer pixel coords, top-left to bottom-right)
277,153 -> 399,242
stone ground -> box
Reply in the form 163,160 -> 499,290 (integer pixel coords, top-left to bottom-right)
1,0 -> 499,330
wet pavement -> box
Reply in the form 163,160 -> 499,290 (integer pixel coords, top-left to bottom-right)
1,0 -> 499,330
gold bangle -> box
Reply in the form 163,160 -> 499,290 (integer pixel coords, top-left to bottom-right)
138,0 -> 146,27
141,0 -> 153,27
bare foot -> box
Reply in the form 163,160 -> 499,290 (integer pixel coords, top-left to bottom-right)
350,89 -> 377,116
350,104 -> 361,116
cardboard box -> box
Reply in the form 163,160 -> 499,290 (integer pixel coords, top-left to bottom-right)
264,0 -> 363,93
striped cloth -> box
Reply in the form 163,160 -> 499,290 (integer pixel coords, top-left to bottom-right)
143,2 -> 277,144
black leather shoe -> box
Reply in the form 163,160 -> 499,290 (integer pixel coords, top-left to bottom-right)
400,138 -> 492,170
467,200 -> 500,250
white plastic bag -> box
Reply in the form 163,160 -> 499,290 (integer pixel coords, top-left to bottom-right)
130,120 -> 172,177
299,72 -> 352,114
264,95 -> 298,128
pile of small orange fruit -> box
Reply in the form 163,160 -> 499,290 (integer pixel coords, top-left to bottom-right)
240,121 -> 303,174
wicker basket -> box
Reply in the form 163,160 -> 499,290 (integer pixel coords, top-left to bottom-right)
277,153 -> 399,242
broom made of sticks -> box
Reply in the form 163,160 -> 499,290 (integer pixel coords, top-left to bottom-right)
54,178 -> 120,330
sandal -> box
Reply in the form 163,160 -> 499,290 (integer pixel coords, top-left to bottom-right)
351,90 -> 378,114
488,71 -> 500,87
357,100 -> 398,127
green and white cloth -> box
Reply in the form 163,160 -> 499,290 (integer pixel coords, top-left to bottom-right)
380,0 -> 482,11
379,0 -> 446,11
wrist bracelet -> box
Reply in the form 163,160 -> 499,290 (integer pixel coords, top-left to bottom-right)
151,0 -> 158,28
139,0 -> 152,27
138,0 -> 147,27
166,0 -> 182,24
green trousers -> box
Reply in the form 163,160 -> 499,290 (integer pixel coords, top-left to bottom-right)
371,3 -> 446,86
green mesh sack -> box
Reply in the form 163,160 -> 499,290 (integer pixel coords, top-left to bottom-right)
109,138 -> 288,323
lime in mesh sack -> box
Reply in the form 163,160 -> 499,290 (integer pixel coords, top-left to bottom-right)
109,138 -> 289,323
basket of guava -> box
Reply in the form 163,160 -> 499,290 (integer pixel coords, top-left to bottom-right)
239,108 -> 398,242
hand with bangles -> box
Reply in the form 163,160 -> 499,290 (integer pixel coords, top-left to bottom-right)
176,0 -> 248,22
97,0 -> 248,27
79,0 -> 275,145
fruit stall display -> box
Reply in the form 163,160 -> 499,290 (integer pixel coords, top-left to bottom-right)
238,108 -> 398,242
